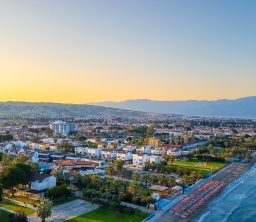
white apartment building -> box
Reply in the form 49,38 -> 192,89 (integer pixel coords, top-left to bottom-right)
50,121 -> 75,136
75,147 -> 88,155
116,151 -> 133,162
122,144 -> 137,152
133,154 -> 150,166
102,149 -> 117,159
137,145 -> 151,154
87,147 -> 102,157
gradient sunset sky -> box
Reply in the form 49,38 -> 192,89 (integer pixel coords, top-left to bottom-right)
1,1 -> 255,103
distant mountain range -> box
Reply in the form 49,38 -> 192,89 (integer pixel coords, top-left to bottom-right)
88,96 -> 256,118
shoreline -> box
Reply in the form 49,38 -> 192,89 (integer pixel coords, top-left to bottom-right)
158,160 -> 255,222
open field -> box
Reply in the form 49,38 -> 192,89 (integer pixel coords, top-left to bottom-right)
0,200 -> 35,215
66,205 -> 148,222
0,209 -> 11,222
171,160 -> 228,173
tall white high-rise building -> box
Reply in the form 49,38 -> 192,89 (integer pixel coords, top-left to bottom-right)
50,121 -> 75,136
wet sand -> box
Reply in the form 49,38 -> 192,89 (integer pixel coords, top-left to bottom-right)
158,162 -> 254,222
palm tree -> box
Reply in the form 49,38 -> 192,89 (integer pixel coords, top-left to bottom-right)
52,167 -> 63,182
169,155 -> 175,165
123,180 -> 129,193
144,162 -> 151,171
63,172 -> 71,183
132,172 -> 140,181
36,198 -> 52,222
128,181 -> 138,196
142,174 -> 151,186
151,161 -> 157,171
106,166 -> 114,178
121,168 -> 127,178
112,178 -> 121,195
150,174 -> 158,185
167,176 -> 176,187
245,153 -> 252,163
113,160 -> 123,178
127,170 -> 133,179
190,171 -> 198,184
158,174 -> 166,186
182,175 -> 191,185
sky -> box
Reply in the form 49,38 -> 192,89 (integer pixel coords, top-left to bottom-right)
0,1 -> 256,103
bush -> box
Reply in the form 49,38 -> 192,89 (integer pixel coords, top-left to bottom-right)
47,183 -> 70,199
132,196 -> 141,205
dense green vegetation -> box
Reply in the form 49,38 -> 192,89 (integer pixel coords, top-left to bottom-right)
0,209 -> 10,222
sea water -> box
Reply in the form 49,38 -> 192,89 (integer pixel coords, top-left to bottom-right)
194,164 -> 256,222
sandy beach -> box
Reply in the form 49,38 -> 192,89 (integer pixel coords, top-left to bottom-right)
158,161 -> 255,222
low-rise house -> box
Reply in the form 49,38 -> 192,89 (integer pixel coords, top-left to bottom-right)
75,147 -> 88,155
0,143 -> 12,153
102,149 -> 117,159
23,150 -> 39,162
166,145 -> 182,157
149,155 -> 162,164
16,172 -> 56,200
38,151 -> 53,163
137,145 -> 151,154
122,144 -> 137,152
51,152 -> 67,161
116,151 -> 133,162
87,147 -> 102,157
133,154 -> 150,166
151,147 -> 166,155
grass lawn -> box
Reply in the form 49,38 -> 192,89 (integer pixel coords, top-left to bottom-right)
0,200 -> 35,215
0,209 -> 11,222
52,196 -> 86,207
66,205 -> 148,222
171,159 -> 227,173
138,185 -> 151,196
6,196 -> 38,205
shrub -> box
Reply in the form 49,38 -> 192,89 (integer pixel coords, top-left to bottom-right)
132,196 -> 141,205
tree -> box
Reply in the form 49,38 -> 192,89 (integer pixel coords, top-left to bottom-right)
36,198 -> 52,222
127,170 -> 133,179
123,180 -> 129,193
150,162 -> 157,171
113,160 -> 123,178
162,155 -> 170,162
144,162 -> 151,171
150,174 -> 158,185
14,154 -> 29,164
169,156 -> 175,165
106,166 -> 114,178
245,153 -> 252,162
1,154 -> 15,166
167,176 -> 176,187
132,172 -> 140,181
52,167 -> 63,182
142,174 -> 151,186
128,181 -> 139,196
0,166 -> 27,197
0,183 -> 3,202
112,178 -> 121,195
158,174 -> 166,186
8,211 -> 28,222
147,124 -> 155,135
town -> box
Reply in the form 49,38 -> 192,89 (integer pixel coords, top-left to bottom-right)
0,107 -> 255,221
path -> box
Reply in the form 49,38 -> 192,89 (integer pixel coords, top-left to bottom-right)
28,199 -> 98,222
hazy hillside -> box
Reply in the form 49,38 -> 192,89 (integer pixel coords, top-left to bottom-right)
89,96 -> 256,118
